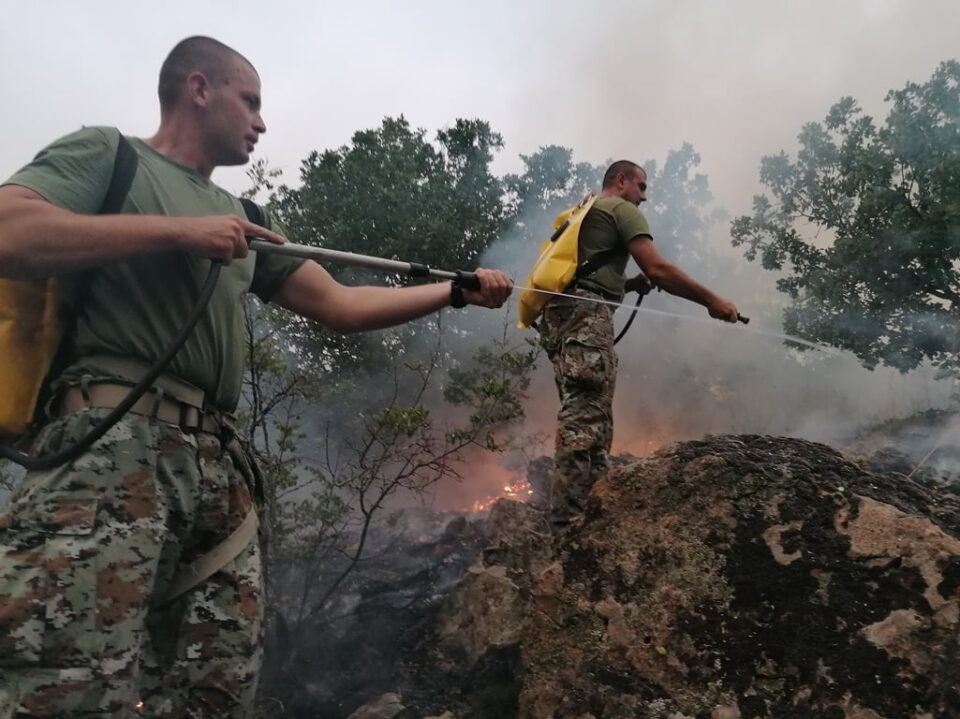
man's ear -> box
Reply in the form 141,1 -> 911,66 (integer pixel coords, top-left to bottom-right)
185,71 -> 211,108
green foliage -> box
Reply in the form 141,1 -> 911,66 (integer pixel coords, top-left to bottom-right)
642,143 -> 729,278
445,340 -> 538,450
266,116 -> 510,380
277,116 -> 505,273
238,299 -> 335,550
503,146 -> 602,251
241,289 -> 538,634
504,144 -> 602,222
241,158 -> 283,202
373,406 -> 430,436
732,60 -> 960,374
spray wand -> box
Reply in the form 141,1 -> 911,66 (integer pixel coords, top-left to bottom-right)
251,239 -> 750,325
249,239 -> 483,290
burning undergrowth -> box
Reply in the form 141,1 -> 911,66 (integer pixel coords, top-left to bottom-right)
257,408 -> 960,719
258,506 -> 490,718
844,408 -> 960,482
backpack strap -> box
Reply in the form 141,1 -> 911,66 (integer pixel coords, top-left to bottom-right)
574,247 -> 622,281
569,195 -> 619,282
239,197 -> 264,225
71,134 -> 139,315
160,507 -> 260,604
40,133 -> 140,408
99,133 -> 138,214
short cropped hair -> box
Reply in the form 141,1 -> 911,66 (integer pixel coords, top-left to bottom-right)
602,160 -> 644,188
158,36 -> 253,109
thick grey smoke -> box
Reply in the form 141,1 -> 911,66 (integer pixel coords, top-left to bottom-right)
446,152 -> 956,510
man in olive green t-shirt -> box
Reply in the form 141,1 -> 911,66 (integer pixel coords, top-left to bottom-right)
541,160 -> 739,532
0,36 -> 512,718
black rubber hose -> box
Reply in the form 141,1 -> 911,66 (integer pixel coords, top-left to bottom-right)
1,262 -> 222,471
614,293 -> 643,345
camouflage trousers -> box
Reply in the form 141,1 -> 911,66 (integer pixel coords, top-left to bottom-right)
0,409 -> 263,718
539,289 -> 618,528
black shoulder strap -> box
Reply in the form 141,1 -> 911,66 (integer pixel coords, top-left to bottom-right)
239,197 -> 264,225
574,247 -> 622,280
60,134 -> 138,357
99,134 -> 138,214
40,134 -> 140,411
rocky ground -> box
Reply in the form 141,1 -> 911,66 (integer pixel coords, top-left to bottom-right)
261,433 -> 960,719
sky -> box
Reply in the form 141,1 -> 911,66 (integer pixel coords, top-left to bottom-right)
2,0 -> 958,217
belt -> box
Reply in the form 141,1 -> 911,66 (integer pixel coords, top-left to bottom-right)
563,282 -> 622,304
60,383 -> 225,434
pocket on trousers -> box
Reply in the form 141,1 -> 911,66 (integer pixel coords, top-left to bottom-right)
559,340 -> 608,390
9,494 -> 99,535
0,495 -> 99,667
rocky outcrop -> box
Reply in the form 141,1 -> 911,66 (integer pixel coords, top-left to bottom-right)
347,693 -> 405,719
435,435 -> 960,719
435,499 -> 554,661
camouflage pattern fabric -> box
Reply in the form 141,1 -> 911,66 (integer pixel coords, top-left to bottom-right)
0,408 -> 262,718
539,288 -> 618,528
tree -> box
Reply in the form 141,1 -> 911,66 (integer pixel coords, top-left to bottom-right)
269,117 -> 509,383
239,139 -> 538,689
731,61 -> 960,375
504,144 -> 602,242
641,143 -> 729,279
245,308 -> 538,674
277,116 -> 505,276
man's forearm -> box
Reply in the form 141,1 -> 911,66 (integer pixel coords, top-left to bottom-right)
651,265 -> 719,308
274,261 -> 512,334
319,281 -> 453,333
0,194 -> 181,279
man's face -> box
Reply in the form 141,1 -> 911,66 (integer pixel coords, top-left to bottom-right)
621,168 -> 648,206
202,57 -> 266,167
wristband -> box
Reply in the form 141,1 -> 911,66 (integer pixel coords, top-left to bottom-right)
450,279 -> 468,309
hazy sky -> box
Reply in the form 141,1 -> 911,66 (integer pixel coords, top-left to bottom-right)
3,0 -> 958,217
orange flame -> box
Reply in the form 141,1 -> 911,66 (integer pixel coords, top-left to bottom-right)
470,474 -> 533,513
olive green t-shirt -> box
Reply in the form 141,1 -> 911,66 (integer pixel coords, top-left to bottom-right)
3,126 -> 305,410
576,196 -> 653,300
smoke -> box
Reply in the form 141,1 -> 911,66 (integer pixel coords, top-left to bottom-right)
496,3 -> 957,216
435,149 -> 957,510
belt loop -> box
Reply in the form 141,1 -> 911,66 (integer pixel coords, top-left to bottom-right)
79,376 -> 92,406
218,411 -> 236,444
43,390 -> 60,421
182,406 -> 200,432
148,387 -> 163,419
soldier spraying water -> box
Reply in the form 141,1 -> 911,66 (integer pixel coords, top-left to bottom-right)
540,161 -> 740,533
0,36 -> 511,718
